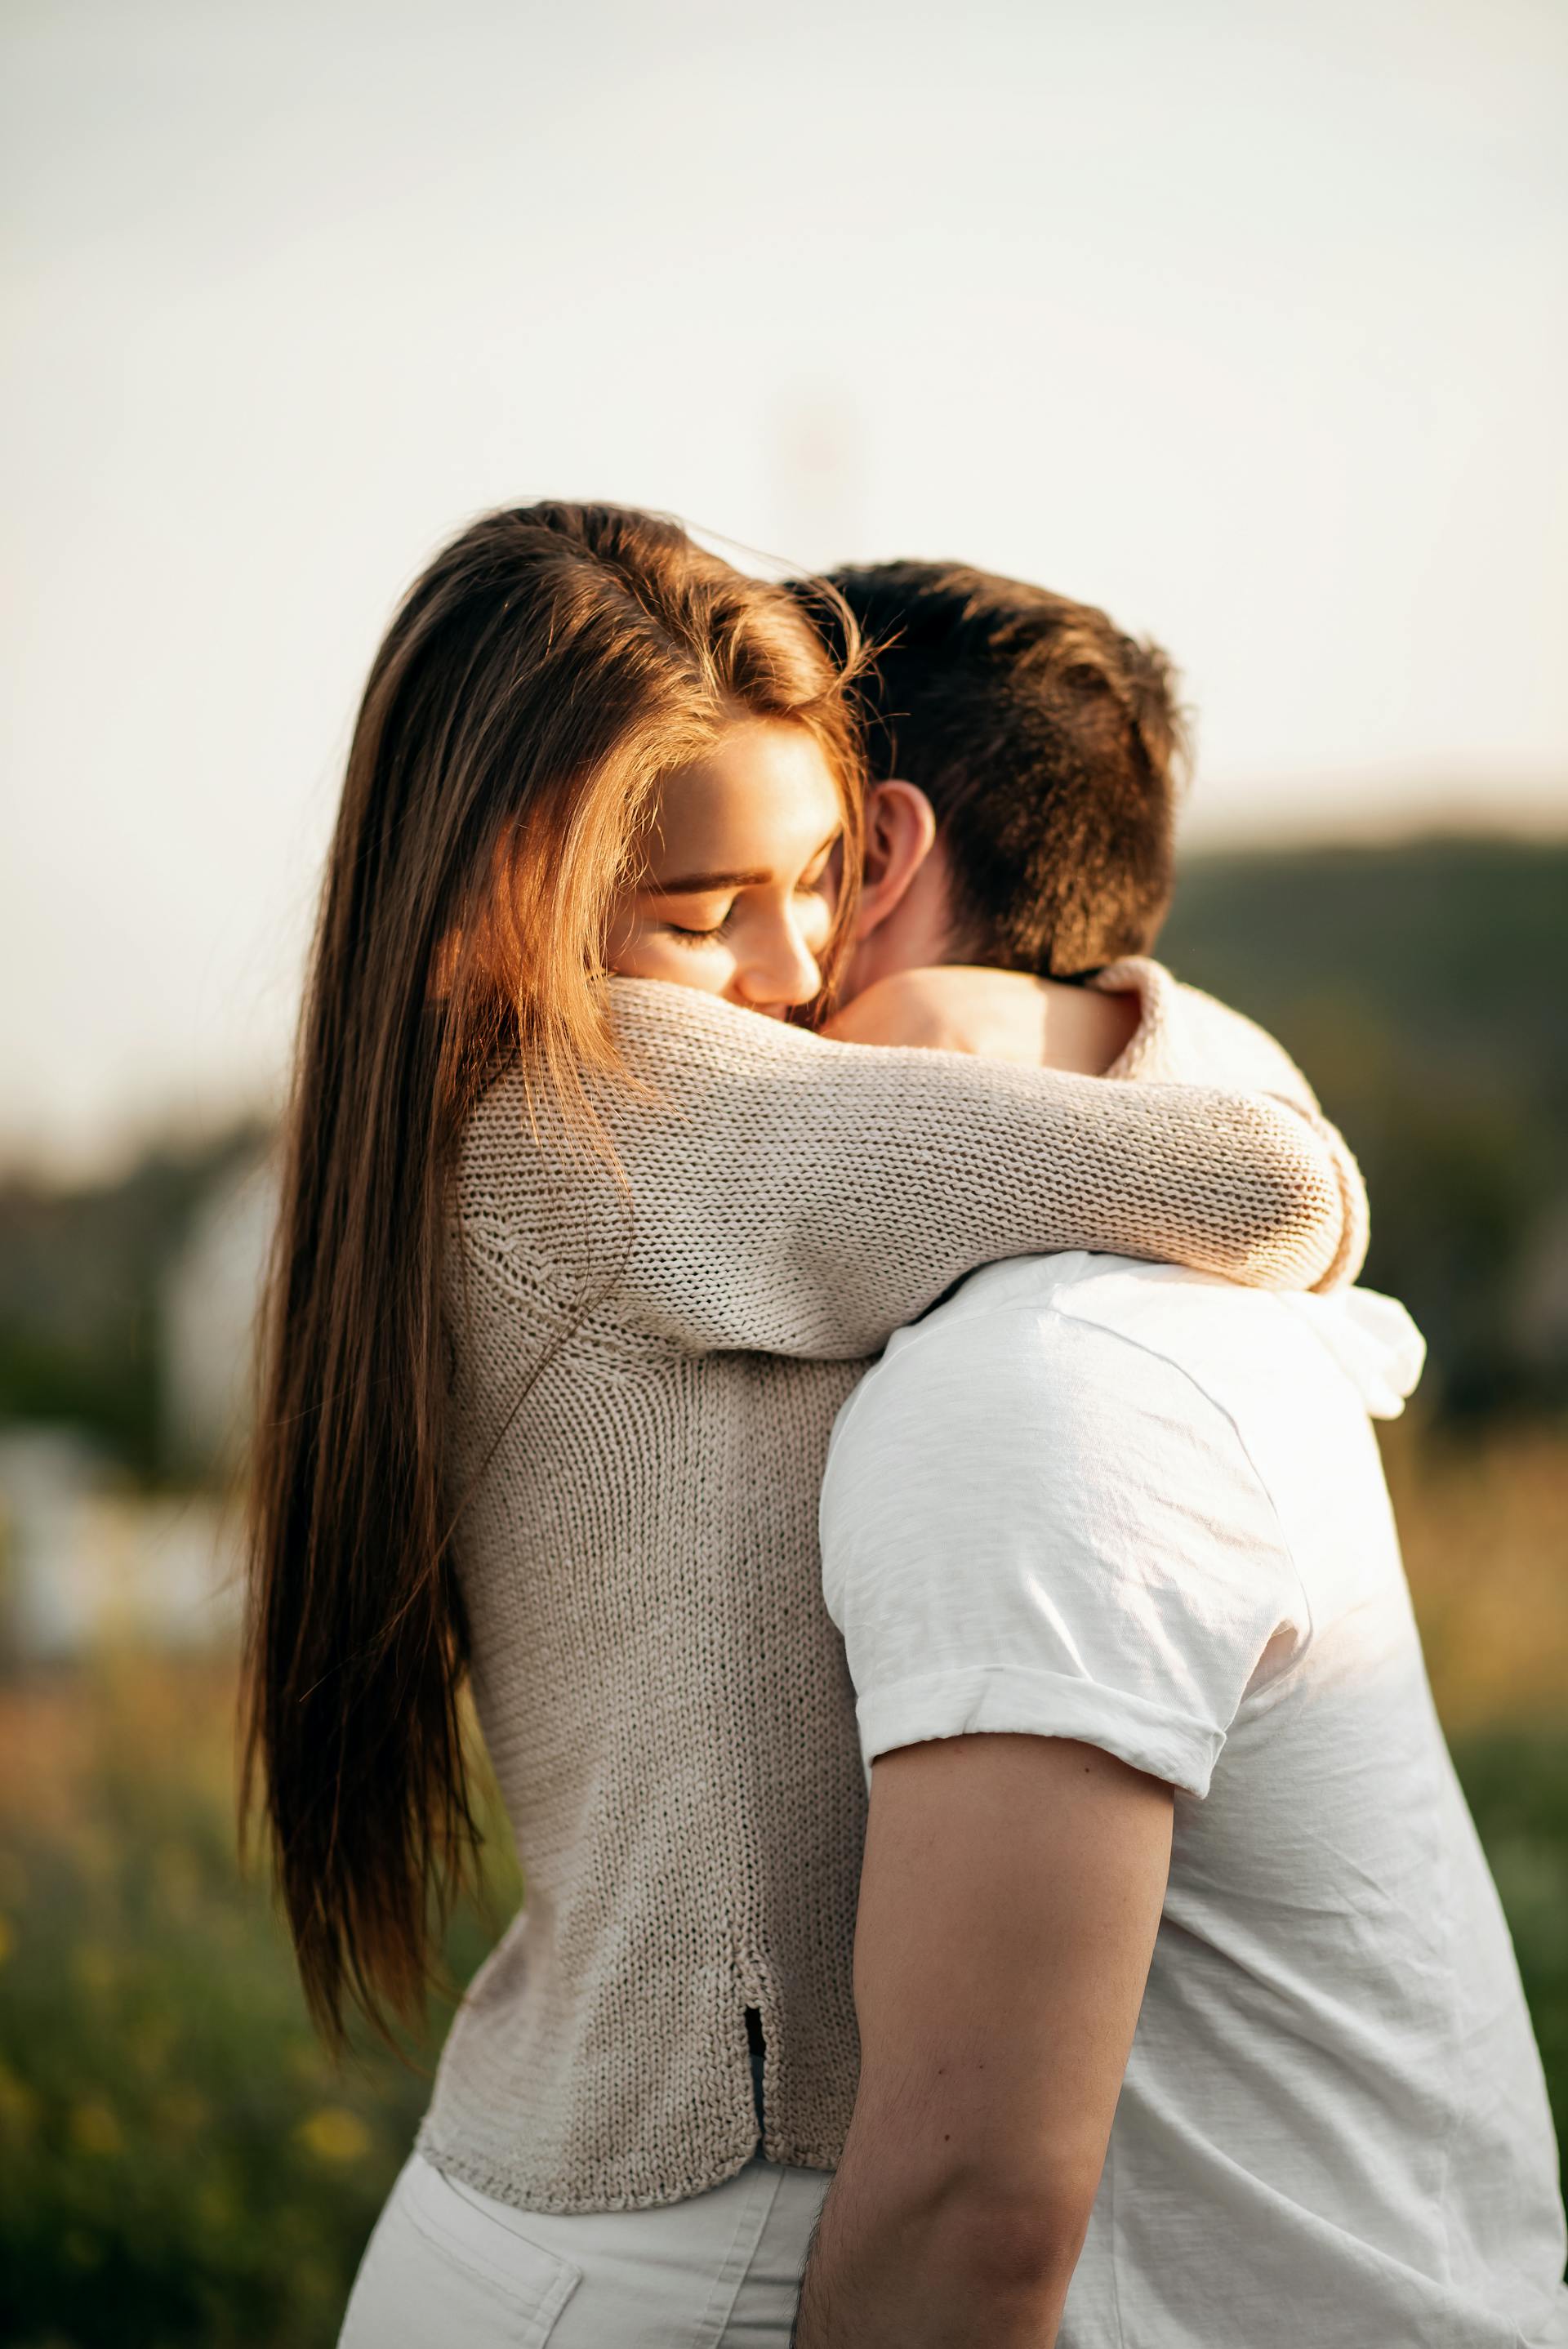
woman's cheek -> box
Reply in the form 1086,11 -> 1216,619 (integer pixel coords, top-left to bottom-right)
668,945 -> 733,996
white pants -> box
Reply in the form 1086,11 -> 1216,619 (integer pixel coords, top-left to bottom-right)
339,2151 -> 830,2347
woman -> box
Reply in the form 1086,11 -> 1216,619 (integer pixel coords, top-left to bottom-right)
243,502 -> 1361,2344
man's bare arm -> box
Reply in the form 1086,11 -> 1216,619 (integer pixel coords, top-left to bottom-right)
794,1734 -> 1173,2349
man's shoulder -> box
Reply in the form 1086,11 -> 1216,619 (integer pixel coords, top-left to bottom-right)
823,1258 -> 1299,1620
858,1254 -> 1254,1452
906,1250 -> 1263,1361
1097,959 -> 1321,1112
870,1254 -> 1415,1464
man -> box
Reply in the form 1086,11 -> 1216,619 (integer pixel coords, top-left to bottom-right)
794,562 -> 1568,2347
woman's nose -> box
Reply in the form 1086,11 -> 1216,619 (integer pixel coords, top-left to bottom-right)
733,911 -> 822,1014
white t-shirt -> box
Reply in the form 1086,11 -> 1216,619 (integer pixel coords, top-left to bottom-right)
820,1254 -> 1568,2349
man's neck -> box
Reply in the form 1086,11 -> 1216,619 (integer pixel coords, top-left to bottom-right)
844,851 -> 958,996
840,835 -> 1140,1075
827,960 -> 1141,1074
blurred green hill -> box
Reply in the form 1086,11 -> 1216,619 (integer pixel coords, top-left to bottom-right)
1161,832 -> 1567,1417
0,834 -> 1562,1481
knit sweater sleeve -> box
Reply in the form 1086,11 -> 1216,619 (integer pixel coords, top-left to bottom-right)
495,973 -> 1357,1361
1094,958 -> 1370,1292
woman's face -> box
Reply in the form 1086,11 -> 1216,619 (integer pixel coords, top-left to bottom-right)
604,720 -> 845,1016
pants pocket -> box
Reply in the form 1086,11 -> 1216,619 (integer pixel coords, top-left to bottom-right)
341,2155 -> 582,2349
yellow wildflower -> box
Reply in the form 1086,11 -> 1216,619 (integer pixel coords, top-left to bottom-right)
296,2106 -> 372,2164
69,2100 -> 124,2156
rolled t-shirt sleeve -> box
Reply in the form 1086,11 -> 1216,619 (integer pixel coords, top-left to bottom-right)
819,1298 -> 1307,1797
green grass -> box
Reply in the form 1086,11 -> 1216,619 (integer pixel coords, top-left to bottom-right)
2,1628 -> 1564,2345
0,1657 -> 514,2349
1449,1730 -> 1568,2142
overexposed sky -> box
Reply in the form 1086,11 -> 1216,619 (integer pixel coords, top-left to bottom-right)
4,0 -> 1566,1167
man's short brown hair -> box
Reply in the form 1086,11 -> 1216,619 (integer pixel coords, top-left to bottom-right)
824,560 -> 1187,977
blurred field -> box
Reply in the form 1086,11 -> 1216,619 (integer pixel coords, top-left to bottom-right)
0,1419 -> 1565,2349
1383,1419 -> 1568,1730
0,1650 -> 518,2349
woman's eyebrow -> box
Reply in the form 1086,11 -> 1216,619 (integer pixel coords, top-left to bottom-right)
646,829 -> 840,898
648,867 -> 770,894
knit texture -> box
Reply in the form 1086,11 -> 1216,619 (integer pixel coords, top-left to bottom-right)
1094,957 -> 1370,1292
416,965 -> 1367,2213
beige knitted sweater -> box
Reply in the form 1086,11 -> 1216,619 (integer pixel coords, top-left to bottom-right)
416,961 -> 1367,2213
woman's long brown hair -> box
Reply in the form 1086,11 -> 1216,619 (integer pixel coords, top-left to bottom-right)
241,503 -> 864,2049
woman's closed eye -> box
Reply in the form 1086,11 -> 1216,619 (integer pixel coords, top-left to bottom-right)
657,897 -> 736,944
664,920 -> 729,946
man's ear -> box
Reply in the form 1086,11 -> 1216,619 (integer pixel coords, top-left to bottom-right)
856,782 -> 938,940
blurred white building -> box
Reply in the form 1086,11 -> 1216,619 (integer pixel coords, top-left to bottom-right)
0,1148 -> 274,1662
0,1425 -> 243,1660
162,1152 -> 278,1477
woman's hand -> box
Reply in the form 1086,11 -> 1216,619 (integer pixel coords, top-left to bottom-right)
824,966 -> 1140,1075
